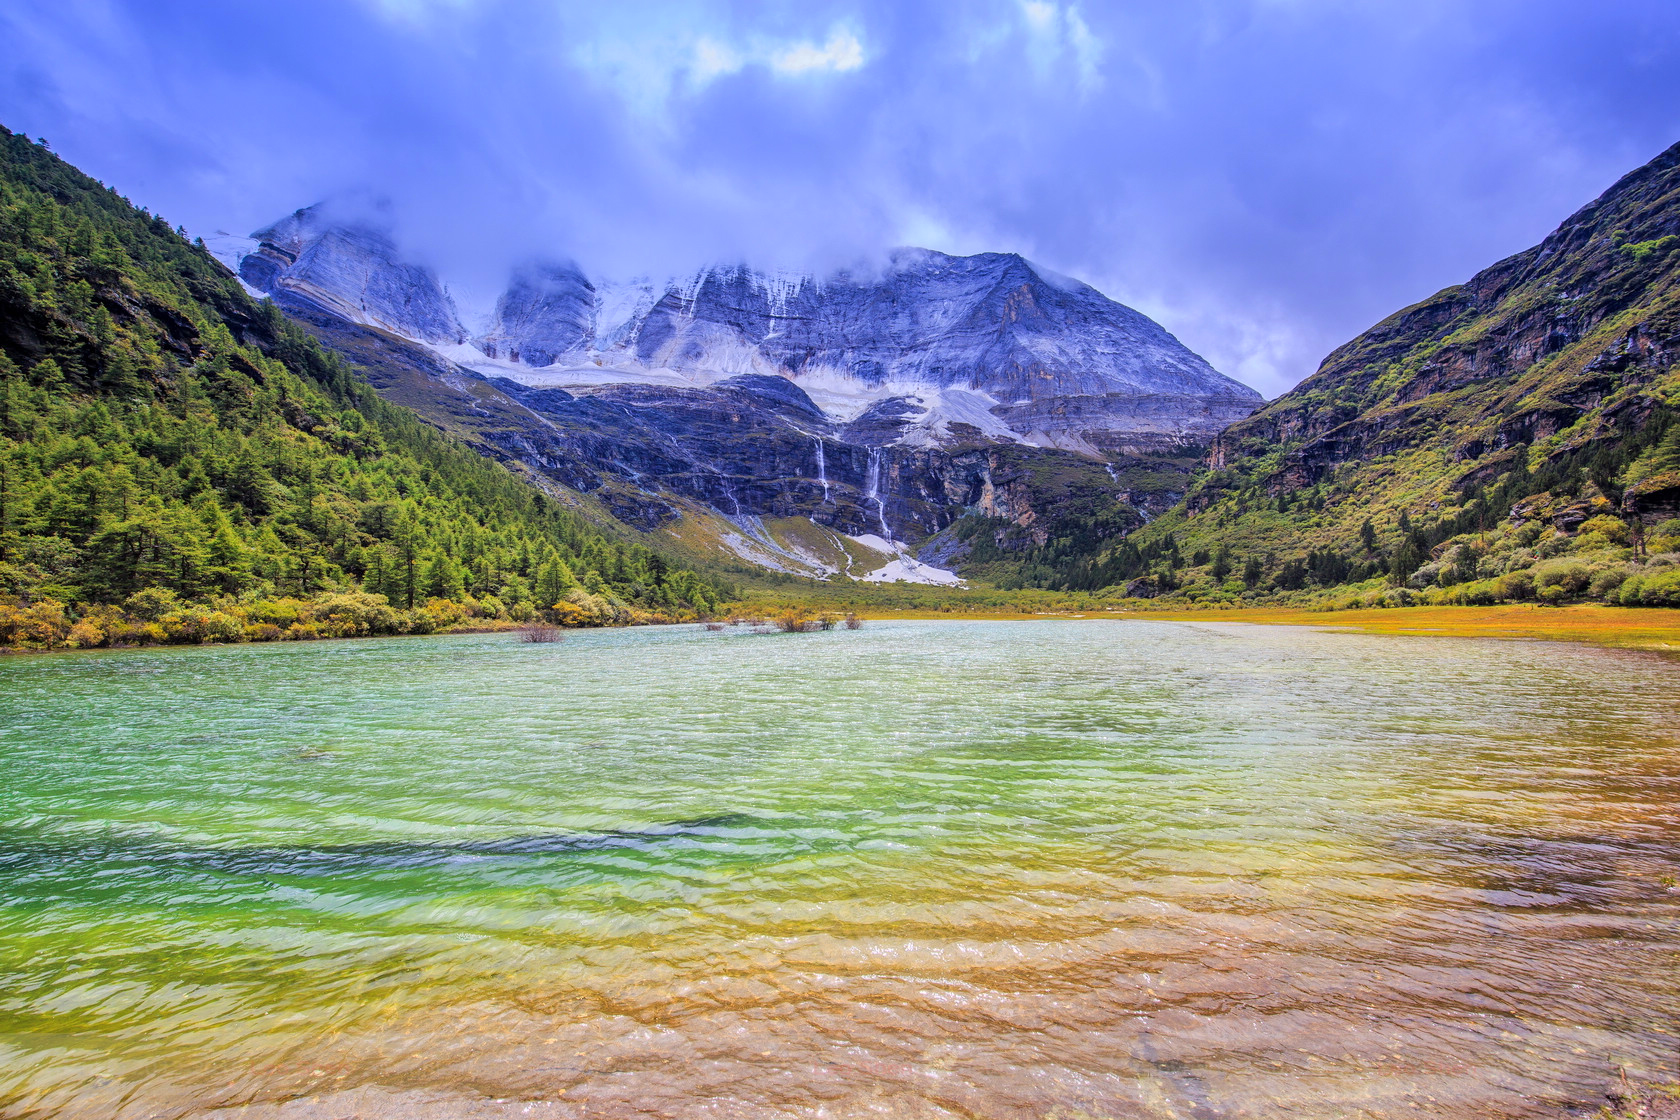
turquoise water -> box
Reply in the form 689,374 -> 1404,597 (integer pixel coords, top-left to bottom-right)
1,620 -> 1677,1119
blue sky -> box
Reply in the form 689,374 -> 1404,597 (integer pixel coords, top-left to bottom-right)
3,0 -> 1679,396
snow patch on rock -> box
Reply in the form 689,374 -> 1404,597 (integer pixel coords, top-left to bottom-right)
895,386 -> 1020,447
203,233 -> 259,273
846,534 -> 965,586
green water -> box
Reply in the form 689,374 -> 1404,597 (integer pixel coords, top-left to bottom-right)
1,620 -> 1677,1119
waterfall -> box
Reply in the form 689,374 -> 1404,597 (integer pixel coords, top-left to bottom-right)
814,439 -> 831,504
865,448 -> 891,542
715,468 -> 742,516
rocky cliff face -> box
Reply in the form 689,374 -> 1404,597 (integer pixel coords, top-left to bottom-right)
475,251 -> 1260,454
228,215 -> 1259,452
478,261 -> 595,366
238,205 -> 466,346
620,252 -> 1234,394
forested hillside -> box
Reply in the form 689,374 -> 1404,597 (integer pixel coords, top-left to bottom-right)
0,126 -> 724,647
1034,140 -> 1680,608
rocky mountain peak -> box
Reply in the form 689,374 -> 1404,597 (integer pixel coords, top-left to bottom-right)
479,260 -> 595,366
238,203 -> 466,345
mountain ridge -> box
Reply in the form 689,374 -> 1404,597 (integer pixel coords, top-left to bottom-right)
213,204 -> 1257,581
224,209 -> 1261,456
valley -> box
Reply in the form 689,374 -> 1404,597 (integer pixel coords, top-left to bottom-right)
4,123 -> 1680,657
203,142 -> 1680,621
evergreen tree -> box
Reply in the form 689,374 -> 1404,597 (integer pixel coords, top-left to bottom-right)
533,557 -> 578,607
1209,547 -> 1233,582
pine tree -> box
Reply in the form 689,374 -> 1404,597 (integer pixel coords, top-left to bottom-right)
1209,547 -> 1233,582
534,557 -> 577,607
390,509 -> 420,609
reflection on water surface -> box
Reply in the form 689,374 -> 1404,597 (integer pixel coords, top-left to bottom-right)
1,620 -> 1677,1119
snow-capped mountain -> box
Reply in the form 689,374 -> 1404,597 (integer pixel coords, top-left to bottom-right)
217,205 -> 1261,579
477,261 -> 597,367
489,252 -> 1233,397
224,209 -> 1259,454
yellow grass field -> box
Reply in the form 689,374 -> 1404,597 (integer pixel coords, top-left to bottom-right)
846,603 -> 1680,657
1134,604 -> 1680,656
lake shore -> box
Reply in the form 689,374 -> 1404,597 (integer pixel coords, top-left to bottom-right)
6,599 -> 1677,659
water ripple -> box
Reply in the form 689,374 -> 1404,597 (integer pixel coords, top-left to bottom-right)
1,620 -> 1677,1119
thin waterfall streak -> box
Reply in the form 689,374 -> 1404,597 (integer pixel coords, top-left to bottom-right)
815,440 -> 831,504
866,448 -> 891,543
716,467 -> 742,516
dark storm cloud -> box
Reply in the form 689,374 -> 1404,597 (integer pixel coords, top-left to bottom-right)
3,0 -> 1678,394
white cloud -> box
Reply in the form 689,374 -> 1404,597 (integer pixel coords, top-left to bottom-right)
1065,7 -> 1102,92
1100,283 -> 1322,399
566,16 -> 868,120
692,37 -> 744,83
770,29 -> 865,75
686,25 -> 867,85
1021,1 -> 1056,32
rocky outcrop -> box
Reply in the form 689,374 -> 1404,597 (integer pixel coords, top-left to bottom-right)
479,262 -> 594,366
995,389 -> 1260,455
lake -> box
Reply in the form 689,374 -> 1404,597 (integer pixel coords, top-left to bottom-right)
1,620 -> 1677,1119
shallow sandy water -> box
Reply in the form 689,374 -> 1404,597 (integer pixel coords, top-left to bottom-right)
1,620 -> 1676,1118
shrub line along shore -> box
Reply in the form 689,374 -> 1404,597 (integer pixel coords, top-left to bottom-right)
7,598 -> 1676,659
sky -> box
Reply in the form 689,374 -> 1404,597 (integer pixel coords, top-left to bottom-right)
3,1 -> 1679,397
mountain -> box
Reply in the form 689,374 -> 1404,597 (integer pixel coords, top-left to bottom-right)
269,290 -> 1171,586
0,125 -> 725,644
238,203 -> 467,345
465,251 -> 1259,453
1064,139 -> 1680,606
479,260 -> 596,367
231,211 -> 1259,453
222,207 -> 1257,582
